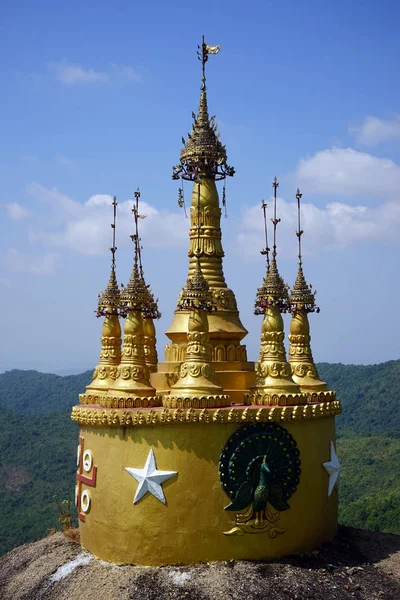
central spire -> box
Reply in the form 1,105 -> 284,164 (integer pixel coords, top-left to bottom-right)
166,37 -> 247,348
155,38 -> 255,404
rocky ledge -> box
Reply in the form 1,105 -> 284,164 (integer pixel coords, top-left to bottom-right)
0,527 -> 399,600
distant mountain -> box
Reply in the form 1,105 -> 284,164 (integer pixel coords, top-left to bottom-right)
52,367 -> 93,376
0,369 -> 93,414
0,361 -> 399,556
318,360 -> 400,437
2,361 -> 399,434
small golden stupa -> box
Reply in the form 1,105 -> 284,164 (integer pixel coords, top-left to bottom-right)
72,38 -> 341,566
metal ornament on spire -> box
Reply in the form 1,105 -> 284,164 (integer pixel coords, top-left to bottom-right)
172,36 -> 234,182
97,197 -> 121,317
289,188 -> 319,314
254,177 -> 289,314
111,196 -> 117,272
271,177 -> 280,262
198,37 -> 221,92
295,189 -> 304,268
177,186 -> 188,218
120,189 -> 161,319
260,199 -> 271,273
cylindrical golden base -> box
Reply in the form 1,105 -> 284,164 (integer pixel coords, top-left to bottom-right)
75,407 -> 339,565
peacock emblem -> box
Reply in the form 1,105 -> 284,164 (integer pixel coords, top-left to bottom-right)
219,423 -> 301,537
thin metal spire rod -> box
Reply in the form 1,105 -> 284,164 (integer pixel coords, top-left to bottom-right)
197,34 -> 207,92
260,199 -> 270,272
271,176 -> 280,261
196,35 -> 207,92
110,196 -> 117,272
130,188 -> 142,275
296,188 -> 304,267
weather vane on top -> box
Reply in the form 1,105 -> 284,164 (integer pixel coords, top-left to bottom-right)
197,35 -> 221,91
172,36 -> 234,183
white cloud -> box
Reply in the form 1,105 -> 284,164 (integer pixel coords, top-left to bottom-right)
26,184 -> 188,256
112,64 -> 143,83
4,249 -> 59,275
240,146 -> 400,257
350,115 -> 400,146
28,182 -> 79,219
5,202 -> 31,220
55,154 -> 75,167
49,62 -> 109,84
238,196 -> 400,258
296,147 -> 400,199
49,61 -> 142,85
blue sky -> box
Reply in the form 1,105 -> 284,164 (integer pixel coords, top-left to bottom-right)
1,0 -> 400,373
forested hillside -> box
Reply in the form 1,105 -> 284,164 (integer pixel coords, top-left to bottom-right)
0,370 -> 91,555
318,361 -> 400,535
318,361 -> 400,437
0,362 -> 399,556
0,369 -> 92,414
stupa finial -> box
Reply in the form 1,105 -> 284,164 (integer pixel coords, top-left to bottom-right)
289,189 -> 319,313
120,188 -> 161,319
97,197 -> 121,317
254,177 -> 289,314
172,36 -> 234,182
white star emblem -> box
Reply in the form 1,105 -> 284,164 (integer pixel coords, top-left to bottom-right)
323,440 -> 341,496
125,448 -> 177,505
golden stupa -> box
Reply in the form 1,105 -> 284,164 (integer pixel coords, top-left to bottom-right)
71,38 -> 341,566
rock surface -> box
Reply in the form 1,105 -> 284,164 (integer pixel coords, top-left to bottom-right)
0,527 -> 399,600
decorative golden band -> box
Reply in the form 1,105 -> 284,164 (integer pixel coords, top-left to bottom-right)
71,400 -> 341,428
163,394 -> 231,409
79,393 -> 163,408
245,389 -> 336,406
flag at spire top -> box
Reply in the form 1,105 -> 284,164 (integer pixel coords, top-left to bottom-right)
205,44 -> 221,55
